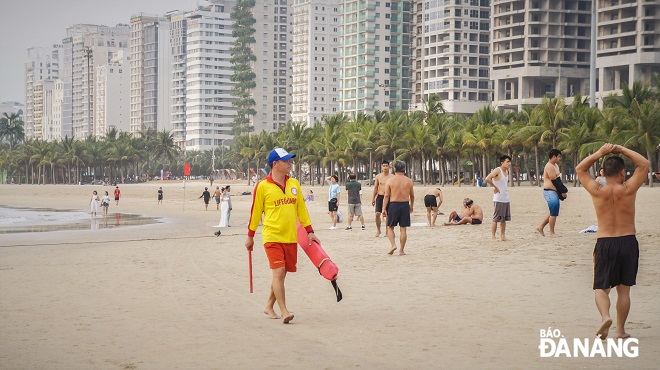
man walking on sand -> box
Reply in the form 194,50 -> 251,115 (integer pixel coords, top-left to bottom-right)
382,160 -> 414,256
537,148 -> 568,237
576,143 -> 649,340
245,148 -> 320,324
372,160 -> 394,237
345,173 -> 365,231
485,155 -> 512,241
423,188 -> 443,227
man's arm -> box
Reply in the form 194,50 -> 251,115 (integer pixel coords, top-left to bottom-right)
372,175 -> 380,204
576,143 -> 614,194
615,145 -> 650,192
485,168 -> 500,193
409,181 -> 415,213
437,190 -> 443,205
381,182 -> 391,216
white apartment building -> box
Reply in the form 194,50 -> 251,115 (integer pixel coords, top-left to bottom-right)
491,0 -> 592,111
24,45 -> 63,140
182,0 -> 236,151
96,51 -> 130,136
339,0 -> 413,116
43,80 -> 64,142
129,15 -> 173,135
167,10 -> 188,148
253,1 -> 292,132
62,24 -> 130,139
596,0 -> 660,106
291,0 -> 341,126
412,0 -> 492,114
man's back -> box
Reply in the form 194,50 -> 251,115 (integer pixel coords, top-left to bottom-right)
588,182 -> 637,238
387,174 -> 413,202
346,181 -> 361,204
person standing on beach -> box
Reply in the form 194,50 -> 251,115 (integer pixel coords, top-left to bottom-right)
345,173 -> 365,231
224,185 -> 233,226
326,175 -> 340,229
90,190 -> 100,217
485,155 -> 512,241
101,191 -> 110,217
423,188 -> 443,227
537,149 -> 568,237
199,187 -> 211,210
245,148 -> 320,324
158,187 -> 163,204
576,143 -> 649,340
372,160 -> 394,237
382,160 -> 414,256
114,186 -> 121,206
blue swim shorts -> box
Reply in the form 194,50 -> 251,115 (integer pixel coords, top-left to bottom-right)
543,190 -> 560,217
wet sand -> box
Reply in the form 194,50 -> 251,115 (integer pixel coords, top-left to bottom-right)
0,181 -> 658,369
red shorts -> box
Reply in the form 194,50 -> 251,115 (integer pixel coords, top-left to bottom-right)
264,242 -> 298,272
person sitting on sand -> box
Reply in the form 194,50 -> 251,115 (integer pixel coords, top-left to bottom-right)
444,198 -> 471,225
444,199 -> 483,225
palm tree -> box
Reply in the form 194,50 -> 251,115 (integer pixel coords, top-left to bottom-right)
535,95 -> 568,148
603,81 -> 655,112
153,130 -> 180,171
620,100 -> 660,187
0,113 -> 25,150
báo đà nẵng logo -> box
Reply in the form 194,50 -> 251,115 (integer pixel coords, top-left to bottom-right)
539,327 -> 638,358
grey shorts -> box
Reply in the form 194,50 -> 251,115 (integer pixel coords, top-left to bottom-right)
348,203 -> 362,217
493,201 -> 511,222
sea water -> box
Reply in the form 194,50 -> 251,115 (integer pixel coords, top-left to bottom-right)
0,206 -> 159,234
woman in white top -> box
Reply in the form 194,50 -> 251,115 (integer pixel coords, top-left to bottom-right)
485,155 -> 512,241
90,190 -> 100,217
101,191 -> 111,217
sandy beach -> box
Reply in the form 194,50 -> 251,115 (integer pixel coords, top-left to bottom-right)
1,181 -> 658,369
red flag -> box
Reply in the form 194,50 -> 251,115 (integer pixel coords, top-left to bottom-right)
183,162 -> 191,176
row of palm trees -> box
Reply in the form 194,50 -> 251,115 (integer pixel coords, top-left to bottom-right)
1,80 -> 658,187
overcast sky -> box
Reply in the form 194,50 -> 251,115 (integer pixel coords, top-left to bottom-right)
0,0 -> 200,103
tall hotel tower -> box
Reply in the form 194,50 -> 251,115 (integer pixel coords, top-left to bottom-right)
62,24 -> 130,139
252,1 -> 293,131
596,0 -> 660,106
490,0 -> 592,111
171,0 -> 236,151
24,45 -> 63,140
129,15 -> 173,135
291,0 -> 341,126
412,0 -> 492,114
339,1 -> 413,116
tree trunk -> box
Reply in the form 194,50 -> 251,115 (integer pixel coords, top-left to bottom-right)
534,145 -> 541,187
648,150 -> 653,188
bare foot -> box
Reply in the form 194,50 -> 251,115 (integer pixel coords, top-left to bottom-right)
399,252 -> 406,256
548,233 -> 556,237
375,231 -> 381,237
387,246 -> 397,255
616,332 -> 631,339
263,309 -> 280,319
283,313 -> 294,324
501,237 -> 507,241
596,318 -> 613,340
536,226 -> 545,236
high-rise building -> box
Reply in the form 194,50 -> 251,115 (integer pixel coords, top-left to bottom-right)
251,1 -> 293,132
62,24 -> 130,139
339,0 -> 413,117
491,0 -> 592,111
180,0 -> 236,151
24,45 -> 63,140
412,0 -> 492,114
167,10 -> 188,148
596,0 -> 660,106
129,14 -> 173,135
96,50 -> 130,136
291,0 -> 341,126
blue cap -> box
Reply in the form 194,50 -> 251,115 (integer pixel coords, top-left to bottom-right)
267,148 -> 296,166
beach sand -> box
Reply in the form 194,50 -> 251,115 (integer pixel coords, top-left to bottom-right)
1,181 -> 658,369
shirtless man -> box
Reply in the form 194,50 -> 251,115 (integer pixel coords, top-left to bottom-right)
382,160 -> 414,256
423,188 -> 443,227
444,198 -> 470,225
372,160 -> 394,237
576,143 -> 649,340
537,149 -> 568,236
444,199 -> 483,225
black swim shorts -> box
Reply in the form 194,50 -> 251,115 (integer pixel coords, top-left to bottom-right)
471,219 -> 482,225
593,235 -> 639,290
424,194 -> 437,208
375,194 -> 385,213
328,198 -> 338,212
386,202 -> 411,227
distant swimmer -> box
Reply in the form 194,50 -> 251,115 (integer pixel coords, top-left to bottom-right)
576,143 -> 649,340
